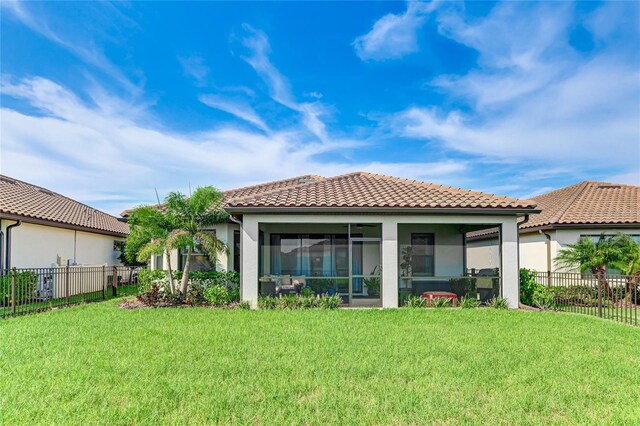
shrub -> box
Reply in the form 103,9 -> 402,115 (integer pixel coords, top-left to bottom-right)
257,294 -> 341,310
486,297 -> 509,310
258,296 -> 278,310
431,297 -> 452,308
460,296 -> 479,309
0,271 -> 38,306
237,301 -> 251,310
404,296 -> 427,308
520,268 -> 537,306
532,285 -> 555,310
300,287 -> 315,298
318,294 -> 342,310
203,284 -> 230,306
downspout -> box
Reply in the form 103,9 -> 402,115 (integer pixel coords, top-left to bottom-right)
515,215 -> 529,306
539,230 -> 552,286
229,215 -> 243,300
5,220 -> 22,269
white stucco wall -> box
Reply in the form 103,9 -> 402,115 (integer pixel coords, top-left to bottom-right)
465,238 -> 500,270
151,223 -> 239,272
469,227 -> 640,274
1,220 -> 124,269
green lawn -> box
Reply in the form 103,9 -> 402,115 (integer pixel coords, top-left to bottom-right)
1,302 -> 639,425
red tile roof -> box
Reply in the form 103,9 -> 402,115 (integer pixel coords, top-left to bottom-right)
0,175 -> 129,236
226,172 -> 537,211
521,181 -> 640,229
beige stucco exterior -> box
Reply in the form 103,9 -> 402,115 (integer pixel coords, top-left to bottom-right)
1,220 -> 124,269
467,227 -> 640,273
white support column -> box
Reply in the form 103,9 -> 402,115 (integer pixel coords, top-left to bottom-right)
381,219 -> 399,308
500,218 -> 519,309
240,216 -> 259,308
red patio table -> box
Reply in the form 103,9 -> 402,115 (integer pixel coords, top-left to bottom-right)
422,291 -> 457,302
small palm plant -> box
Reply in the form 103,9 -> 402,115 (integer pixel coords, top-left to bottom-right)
609,233 -> 640,302
554,234 -> 622,296
165,186 -> 230,295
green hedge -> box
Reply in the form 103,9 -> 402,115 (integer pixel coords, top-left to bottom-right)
137,269 -> 239,293
0,271 -> 38,306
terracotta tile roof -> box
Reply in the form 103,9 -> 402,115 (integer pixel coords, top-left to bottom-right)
222,175 -> 323,201
226,172 -> 537,211
119,175 -> 323,217
521,181 -> 640,229
0,175 -> 129,236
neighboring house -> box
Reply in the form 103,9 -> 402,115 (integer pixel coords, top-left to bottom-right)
126,172 -> 538,308
0,175 -> 129,269
467,181 -> 640,273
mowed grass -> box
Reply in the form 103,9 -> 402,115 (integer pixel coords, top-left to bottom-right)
1,302 -> 639,425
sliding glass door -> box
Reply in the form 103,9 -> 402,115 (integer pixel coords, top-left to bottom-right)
350,238 -> 382,307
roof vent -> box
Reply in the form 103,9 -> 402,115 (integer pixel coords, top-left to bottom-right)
38,189 -> 55,196
298,178 -> 316,184
597,185 -> 622,189
0,176 -> 16,184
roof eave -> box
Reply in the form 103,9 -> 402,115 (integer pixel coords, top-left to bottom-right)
225,206 -> 541,215
0,212 -> 129,237
521,222 -> 640,233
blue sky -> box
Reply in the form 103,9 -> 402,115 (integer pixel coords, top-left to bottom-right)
1,1 -> 639,215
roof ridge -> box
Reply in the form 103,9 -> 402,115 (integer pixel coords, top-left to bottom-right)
225,175 -> 329,203
546,181 -> 591,225
223,174 -> 324,196
356,171 -> 532,202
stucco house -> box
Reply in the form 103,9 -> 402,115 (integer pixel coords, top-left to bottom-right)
131,172 -> 538,308
467,181 -> 640,274
0,175 -> 129,269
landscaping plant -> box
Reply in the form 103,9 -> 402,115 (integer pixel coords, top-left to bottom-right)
460,296 -> 479,309
486,297 -> 509,309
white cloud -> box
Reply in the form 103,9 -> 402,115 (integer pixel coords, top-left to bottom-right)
239,24 -> 331,142
1,76 -> 467,214
179,55 -> 210,87
353,1 -> 437,61
2,1 -> 142,95
387,2 -> 640,174
199,94 -> 269,131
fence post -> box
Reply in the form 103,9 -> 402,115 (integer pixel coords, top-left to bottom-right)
597,279 -> 603,318
112,266 -> 118,297
65,265 -> 70,306
11,268 -> 16,316
102,265 -> 107,300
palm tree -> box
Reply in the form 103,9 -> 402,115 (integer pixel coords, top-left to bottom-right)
164,186 -> 230,295
125,205 -> 179,293
609,233 -> 640,302
554,234 -> 623,296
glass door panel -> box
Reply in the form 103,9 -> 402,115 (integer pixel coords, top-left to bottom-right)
350,239 -> 381,307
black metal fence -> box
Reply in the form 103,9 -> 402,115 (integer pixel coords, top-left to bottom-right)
0,266 -> 142,319
535,272 -> 639,326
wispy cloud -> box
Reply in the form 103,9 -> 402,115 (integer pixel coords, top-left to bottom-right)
1,76 -> 467,214
353,1 -> 437,61
238,24 -> 330,142
387,2 -> 640,177
2,1 -> 142,95
179,55 -> 210,87
199,94 -> 269,131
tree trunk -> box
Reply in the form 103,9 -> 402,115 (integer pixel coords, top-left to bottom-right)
165,249 -> 175,294
180,246 -> 192,295
591,266 -> 612,297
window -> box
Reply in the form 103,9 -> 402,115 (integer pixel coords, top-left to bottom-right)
233,231 -> 240,273
269,234 -> 352,278
178,231 -> 217,272
155,254 -> 163,270
411,233 -> 435,276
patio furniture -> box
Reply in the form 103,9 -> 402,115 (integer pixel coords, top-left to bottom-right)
422,291 -> 457,303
